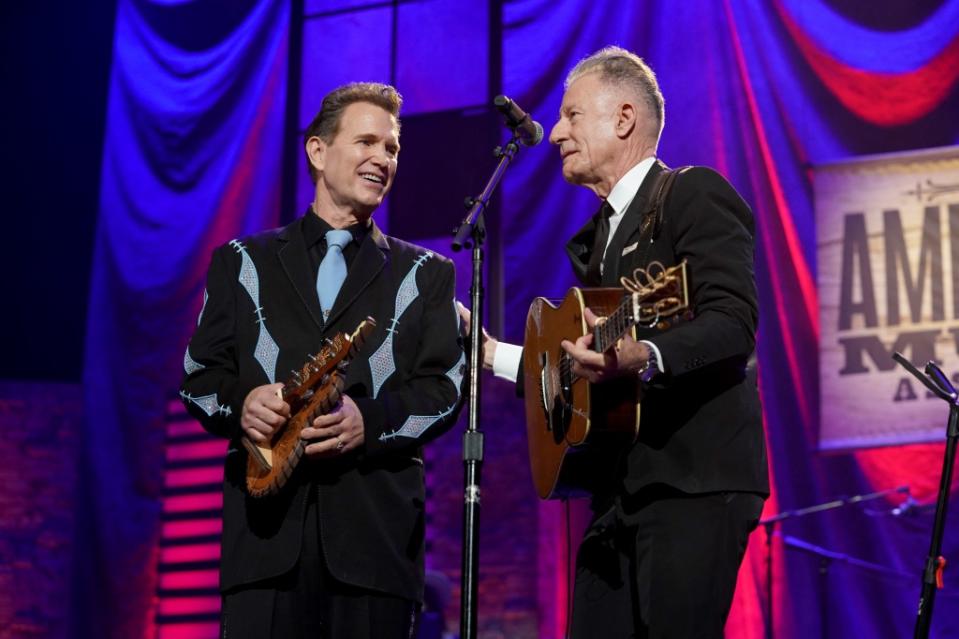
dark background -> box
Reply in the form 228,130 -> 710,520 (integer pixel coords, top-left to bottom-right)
1,2 -> 117,381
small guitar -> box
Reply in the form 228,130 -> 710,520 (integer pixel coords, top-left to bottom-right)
243,318 -> 376,498
522,262 -> 690,500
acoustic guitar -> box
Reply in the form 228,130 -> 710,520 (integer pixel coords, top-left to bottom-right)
243,318 -> 376,498
522,262 -> 690,499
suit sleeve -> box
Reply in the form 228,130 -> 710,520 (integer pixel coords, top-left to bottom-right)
180,245 -> 245,438
643,168 -> 758,381
354,257 -> 466,456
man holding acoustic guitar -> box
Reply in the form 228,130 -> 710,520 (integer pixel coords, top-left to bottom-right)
475,46 -> 769,637
180,83 -> 465,638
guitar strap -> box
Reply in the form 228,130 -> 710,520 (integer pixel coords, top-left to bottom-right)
634,165 -> 691,269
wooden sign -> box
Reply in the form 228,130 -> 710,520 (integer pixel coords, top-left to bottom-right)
816,146 -> 959,449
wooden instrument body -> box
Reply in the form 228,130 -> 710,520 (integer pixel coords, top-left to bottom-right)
523,288 -> 640,500
523,261 -> 690,500
243,319 -> 375,498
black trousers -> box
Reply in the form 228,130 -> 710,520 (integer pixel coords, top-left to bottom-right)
571,488 -> 764,639
220,494 -> 418,639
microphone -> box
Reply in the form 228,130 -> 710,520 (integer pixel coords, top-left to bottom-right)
493,95 -> 544,147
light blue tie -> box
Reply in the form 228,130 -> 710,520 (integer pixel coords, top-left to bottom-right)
316,229 -> 352,319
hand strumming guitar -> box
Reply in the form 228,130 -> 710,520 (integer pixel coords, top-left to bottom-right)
560,307 -> 652,384
241,383 -> 290,444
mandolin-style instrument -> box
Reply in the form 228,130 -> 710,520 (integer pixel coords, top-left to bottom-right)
243,318 -> 376,498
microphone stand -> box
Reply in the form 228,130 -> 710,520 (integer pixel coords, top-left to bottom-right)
451,131 -> 522,639
759,485 -> 909,639
779,533 -> 914,639
892,352 -> 959,639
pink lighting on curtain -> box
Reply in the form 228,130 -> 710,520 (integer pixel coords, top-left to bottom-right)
165,466 -> 224,488
854,442 -> 959,502
160,543 -> 221,565
164,440 -> 227,463
162,518 -> 222,540
163,492 -> 223,514
159,569 -> 219,591
725,0 -> 818,429
774,1 -> 959,126
156,596 -> 222,617
157,622 -> 221,639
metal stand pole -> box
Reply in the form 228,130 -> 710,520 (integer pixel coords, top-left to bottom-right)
759,485 -> 909,639
453,135 -> 521,639
914,403 -> 956,638
779,534 -> 913,638
890,353 -> 959,639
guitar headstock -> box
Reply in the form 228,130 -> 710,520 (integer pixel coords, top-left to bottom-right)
282,317 -> 378,401
623,260 -> 690,327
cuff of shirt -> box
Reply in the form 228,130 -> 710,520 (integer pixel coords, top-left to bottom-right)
492,341 -> 523,383
639,340 -> 665,381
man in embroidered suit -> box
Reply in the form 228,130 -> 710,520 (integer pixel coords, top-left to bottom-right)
476,47 -> 769,637
180,83 -> 464,638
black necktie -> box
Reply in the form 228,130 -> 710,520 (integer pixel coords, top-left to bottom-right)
586,201 -> 613,286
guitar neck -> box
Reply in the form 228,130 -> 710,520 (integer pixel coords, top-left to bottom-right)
591,261 -> 690,353
593,297 -> 636,354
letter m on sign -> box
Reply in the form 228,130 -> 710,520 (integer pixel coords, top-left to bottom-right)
838,330 -> 939,375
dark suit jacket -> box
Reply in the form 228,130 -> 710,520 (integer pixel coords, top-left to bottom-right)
180,214 -> 465,601
565,160 -> 768,497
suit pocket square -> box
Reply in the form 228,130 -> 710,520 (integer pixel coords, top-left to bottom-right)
621,242 -> 639,256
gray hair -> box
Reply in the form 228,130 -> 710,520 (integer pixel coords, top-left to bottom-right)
566,46 -> 665,143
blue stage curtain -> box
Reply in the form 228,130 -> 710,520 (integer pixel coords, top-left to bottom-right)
502,0 -> 959,637
78,1 -> 289,636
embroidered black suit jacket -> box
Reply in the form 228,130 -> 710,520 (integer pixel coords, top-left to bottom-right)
566,160 -> 768,497
180,214 -> 465,600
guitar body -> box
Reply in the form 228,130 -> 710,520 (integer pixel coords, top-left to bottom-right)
524,288 -> 641,500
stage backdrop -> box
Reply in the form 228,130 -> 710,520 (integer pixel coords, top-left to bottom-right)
817,146 -> 959,449
79,1 -> 289,637
77,1 -> 959,638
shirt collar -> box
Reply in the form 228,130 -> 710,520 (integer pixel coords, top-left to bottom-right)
605,156 -> 657,217
303,206 -> 371,247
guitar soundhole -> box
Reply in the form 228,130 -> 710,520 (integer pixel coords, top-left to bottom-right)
552,353 -> 574,443
539,351 -> 572,444
549,397 -> 569,444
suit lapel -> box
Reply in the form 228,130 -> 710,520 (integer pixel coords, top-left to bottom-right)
323,221 -> 388,331
601,160 -> 667,285
277,217 -> 325,330
566,214 -> 601,286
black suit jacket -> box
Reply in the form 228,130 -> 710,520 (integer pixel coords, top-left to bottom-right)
180,215 -> 465,600
566,161 -> 768,497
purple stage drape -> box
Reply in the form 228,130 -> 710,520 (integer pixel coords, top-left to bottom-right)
81,0 -> 959,636
80,1 -> 289,636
